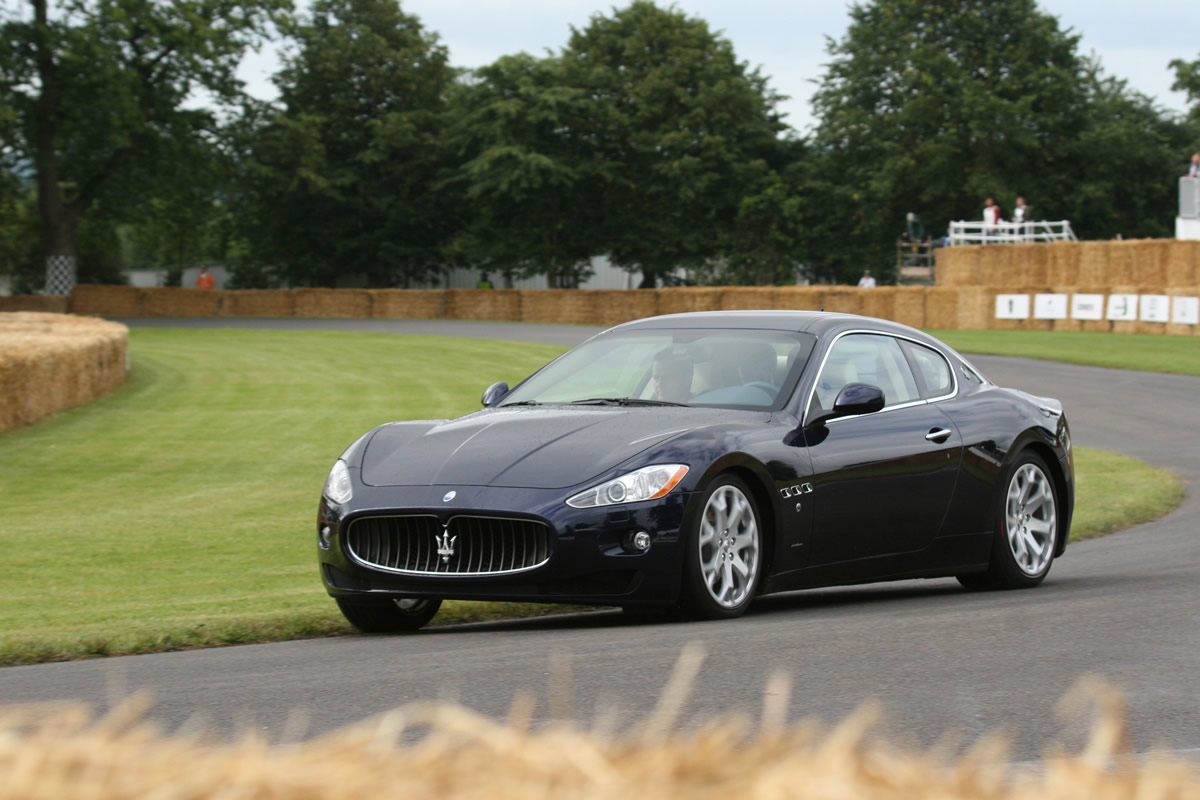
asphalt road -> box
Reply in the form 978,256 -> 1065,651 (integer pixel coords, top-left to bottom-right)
3,318 -> 1198,761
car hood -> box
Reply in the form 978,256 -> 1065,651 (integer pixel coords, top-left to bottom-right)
360,406 -> 721,490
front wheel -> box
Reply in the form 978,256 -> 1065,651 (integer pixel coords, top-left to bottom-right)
958,452 -> 1059,591
336,596 -> 442,633
681,475 -> 763,619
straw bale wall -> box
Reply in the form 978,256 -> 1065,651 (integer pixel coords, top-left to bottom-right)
1047,242 -> 1081,286
0,312 -> 128,433
70,284 -> 143,317
293,288 -> 373,318
976,245 -> 1014,284
52,282 -> 1200,335
519,289 -> 595,325
2,677 -> 1197,800
934,246 -> 978,286
446,288 -> 521,320
1167,241 -> 1198,287
0,295 -> 70,313
219,290 -> 296,318
591,290 -> 659,326
370,289 -> 445,319
943,239 -> 1198,290
142,287 -> 220,317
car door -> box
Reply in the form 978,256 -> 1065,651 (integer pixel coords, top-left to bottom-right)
804,332 -> 963,565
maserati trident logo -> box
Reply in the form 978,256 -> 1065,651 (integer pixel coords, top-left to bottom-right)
436,530 -> 457,563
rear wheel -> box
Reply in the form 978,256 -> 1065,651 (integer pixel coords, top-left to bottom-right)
957,452 -> 1059,591
681,475 -> 763,619
336,597 -> 442,633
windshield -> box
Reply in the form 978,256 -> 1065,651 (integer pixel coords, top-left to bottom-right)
501,328 -> 817,411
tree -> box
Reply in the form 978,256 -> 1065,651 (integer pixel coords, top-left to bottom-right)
447,54 -> 601,289
562,1 -> 787,288
810,0 -> 1090,282
0,0 -> 288,294
236,0 -> 455,288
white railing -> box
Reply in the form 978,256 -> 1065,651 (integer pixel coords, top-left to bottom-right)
1181,177 -> 1199,219
948,220 -> 1077,246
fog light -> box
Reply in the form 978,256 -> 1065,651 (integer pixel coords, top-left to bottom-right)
630,531 -> 651,552
318,525 -> 332,550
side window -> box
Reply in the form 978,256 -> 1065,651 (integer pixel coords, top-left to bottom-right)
814,334 -> 920,410
901,341 -> 955,398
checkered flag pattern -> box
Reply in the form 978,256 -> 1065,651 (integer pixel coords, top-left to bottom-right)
44,255 -> 77,296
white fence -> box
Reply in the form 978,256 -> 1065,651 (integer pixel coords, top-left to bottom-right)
948,220 -> 1077,246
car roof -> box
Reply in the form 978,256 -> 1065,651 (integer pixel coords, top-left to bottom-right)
609,310 -> 935,343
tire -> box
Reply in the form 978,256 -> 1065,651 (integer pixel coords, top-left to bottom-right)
957,451 -> 1059,591
336,596 -> 442,633
681,474 -> 763,619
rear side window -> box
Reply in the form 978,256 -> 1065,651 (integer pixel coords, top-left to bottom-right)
814,333 -> 920,410
901,340 -> 954,399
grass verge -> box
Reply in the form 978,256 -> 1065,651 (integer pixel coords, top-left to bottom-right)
0,328 -> 1184,666
929,329 -> 1200,375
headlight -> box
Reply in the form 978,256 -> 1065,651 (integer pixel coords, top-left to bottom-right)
323,459 -> 353,505
566,464 -> 689,509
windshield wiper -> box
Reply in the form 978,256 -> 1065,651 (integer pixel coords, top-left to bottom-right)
499,400 -> 543,407
568,397 -> 689,407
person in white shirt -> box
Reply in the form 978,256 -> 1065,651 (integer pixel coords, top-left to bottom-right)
1188,153 -> 1200,178
857,270 -> 877,288
983,197 -> 1002,233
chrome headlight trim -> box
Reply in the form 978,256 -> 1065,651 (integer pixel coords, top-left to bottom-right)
566,464 -> 689,509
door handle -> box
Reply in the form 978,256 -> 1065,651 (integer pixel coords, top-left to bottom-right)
925,427 -> 952,443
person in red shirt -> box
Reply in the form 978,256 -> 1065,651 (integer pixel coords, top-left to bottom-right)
195,268 -> 215,289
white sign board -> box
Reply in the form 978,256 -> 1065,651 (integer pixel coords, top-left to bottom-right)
1174,296 -> 1200,325
1070,294 -> 1104,321
1139,295 -> 1171,323
1106,294 -> 1139,322
994,294 -> 1030,320
1033,293 -> 1068,320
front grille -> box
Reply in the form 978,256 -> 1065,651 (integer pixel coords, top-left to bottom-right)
345,515 -> 553,576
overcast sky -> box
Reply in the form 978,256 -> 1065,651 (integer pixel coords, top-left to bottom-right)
238,0 -> 1198,134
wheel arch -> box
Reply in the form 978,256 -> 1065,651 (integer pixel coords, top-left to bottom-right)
687,454 -> 779,587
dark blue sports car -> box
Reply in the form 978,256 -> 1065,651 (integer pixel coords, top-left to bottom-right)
317,311 -> 1073,631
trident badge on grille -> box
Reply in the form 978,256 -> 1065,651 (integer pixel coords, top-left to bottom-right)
436,530 -> 457,563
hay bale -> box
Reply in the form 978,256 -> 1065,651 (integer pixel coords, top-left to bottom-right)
923,288 -> 959,330
1105,241 -> 1137,286
934,245 -> 979,287
69,284 -> 143,317
1166,287 -> 1200,337
1166,241 -> 1197,288
0,312 -> 128,433
1077,242 -> 1110,287
1046,242 -> 1081,286
293,288 -> 373,318
590,290 -> 659,326
446,289 -> 520,321
1131,239 -> 1168,287
1011,243 -> 1049,287
823,288 -> 863,315
891,287 -> 927,328
976,246 -> 1013,284
719,287 -> 780,310
773,286 -> 827,311
0,295 -> 70,313
219,290 -> 297,318
655,288 -> 723,315
858,287 -> 896,321
370,290 -> 446,320
141,288 -> 220,317
518,290 -> 595,324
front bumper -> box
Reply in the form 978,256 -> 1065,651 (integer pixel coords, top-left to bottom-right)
317,483 -> 690,606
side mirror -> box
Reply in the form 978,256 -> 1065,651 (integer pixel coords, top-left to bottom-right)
807,382 -> 885,427
833,382 -> 885,416
481,381 -> 510,407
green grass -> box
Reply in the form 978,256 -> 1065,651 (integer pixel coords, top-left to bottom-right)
0,328 -> 1184,666
928,329 -> 1200,375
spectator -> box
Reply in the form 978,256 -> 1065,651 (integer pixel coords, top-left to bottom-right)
1189,153 -> 1200,178
1012,196 -> 1032,239
476,273 -> 493,289
195,267 -> 215,290
983,197 -> 1003,235
857,270 -> 877,288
